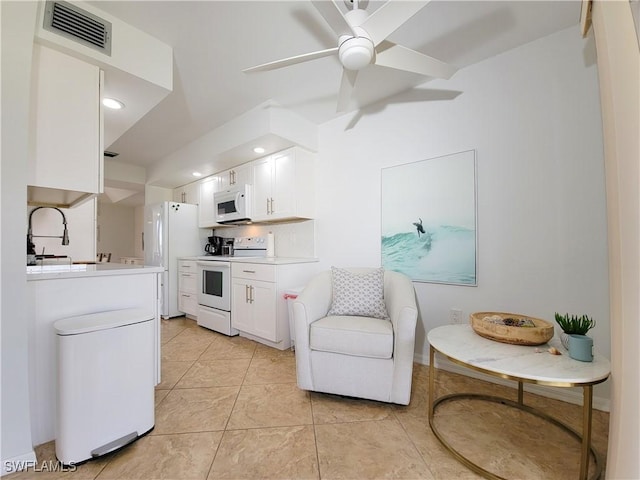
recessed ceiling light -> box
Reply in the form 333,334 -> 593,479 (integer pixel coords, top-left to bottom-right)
102,97 -> 125,110
192,172 -> 202,177
253,147 -> 265,154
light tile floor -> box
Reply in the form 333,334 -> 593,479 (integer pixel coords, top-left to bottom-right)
9,317 -> 609,479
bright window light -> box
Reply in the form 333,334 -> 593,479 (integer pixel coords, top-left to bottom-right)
102,98 -> 125,110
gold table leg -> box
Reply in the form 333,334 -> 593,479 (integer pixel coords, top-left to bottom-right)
580,385 -> 594,480
428,348 -> 602,480
428,346 -> 435,422
518,380 -> 524,404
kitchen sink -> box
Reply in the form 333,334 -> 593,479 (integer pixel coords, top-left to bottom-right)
27,264 -> 88,274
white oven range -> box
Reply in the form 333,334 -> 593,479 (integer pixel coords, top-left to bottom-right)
195,236 -> 267,336
196,260 -> 236,335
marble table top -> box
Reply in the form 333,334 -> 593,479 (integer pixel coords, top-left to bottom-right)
428,324 -> 610,387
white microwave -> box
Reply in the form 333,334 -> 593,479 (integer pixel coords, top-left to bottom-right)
214,184 -> 252,224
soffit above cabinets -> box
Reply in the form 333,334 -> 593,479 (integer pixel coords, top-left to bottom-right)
145,100 -> 319,189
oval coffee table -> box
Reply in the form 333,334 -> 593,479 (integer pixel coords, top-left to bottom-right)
427,324 -> 610,480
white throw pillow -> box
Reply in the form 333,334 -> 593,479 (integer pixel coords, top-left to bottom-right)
327,267 -> 389,320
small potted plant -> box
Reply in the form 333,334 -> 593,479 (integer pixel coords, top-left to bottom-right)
554,313 -> 596,349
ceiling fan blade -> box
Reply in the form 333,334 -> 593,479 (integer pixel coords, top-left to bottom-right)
374,41 -> 457,79
337,69 -> 358,112
243,47 -> 339,73
311,0 -> 357,37
360,0 -> 431,47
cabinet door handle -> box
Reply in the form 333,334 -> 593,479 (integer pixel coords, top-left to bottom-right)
270,197 -> 274,214
249,285 -> 254,303
242,270 -> 256,274
245,284 -> 250,303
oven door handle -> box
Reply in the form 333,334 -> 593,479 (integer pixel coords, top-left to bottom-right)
196,261 -> 231,269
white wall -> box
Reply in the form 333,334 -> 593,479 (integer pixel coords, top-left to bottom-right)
96,202 -> 137,261
1,1 -> 38,473
145,185 -> 173,205
315,26 -> 610,405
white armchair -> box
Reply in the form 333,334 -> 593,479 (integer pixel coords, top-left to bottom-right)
292,268 -> 418,405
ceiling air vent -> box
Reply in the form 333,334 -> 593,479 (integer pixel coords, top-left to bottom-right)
43,1 -> 112,56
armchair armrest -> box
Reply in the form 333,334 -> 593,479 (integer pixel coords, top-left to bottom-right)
384,270 -> 418,404
292,270 -> 332,390
293,270 -> 332,327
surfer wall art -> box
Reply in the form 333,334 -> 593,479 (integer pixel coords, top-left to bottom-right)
381,150 -> 477,286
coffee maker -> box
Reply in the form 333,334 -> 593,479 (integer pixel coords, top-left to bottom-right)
204,236 -> 224,255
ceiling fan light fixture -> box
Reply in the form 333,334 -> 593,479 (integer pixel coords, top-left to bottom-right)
339,36 -> 374,71
244,0 -> 455,111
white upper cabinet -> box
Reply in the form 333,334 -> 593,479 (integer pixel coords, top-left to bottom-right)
198,176 -> 219,228
173,181 -> 200,205
29,45 -> 103,204
251,147 -> 315,222
218,163 -> 253,191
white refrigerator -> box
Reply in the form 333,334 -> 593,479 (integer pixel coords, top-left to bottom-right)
144,201 -> 202,318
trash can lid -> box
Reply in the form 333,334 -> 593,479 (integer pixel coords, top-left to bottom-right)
54,308 -> 155,335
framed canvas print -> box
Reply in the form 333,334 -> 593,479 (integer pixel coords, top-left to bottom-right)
381,150 -> 477,285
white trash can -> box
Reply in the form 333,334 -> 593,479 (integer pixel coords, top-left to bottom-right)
54,308 -> 155,465
283,287 -> 305,349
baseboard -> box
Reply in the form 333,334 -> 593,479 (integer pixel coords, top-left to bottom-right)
413,352 -> 610,412
1,450 -> 37,476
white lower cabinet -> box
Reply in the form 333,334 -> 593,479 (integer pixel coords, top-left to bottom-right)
231,261 -> 318,350
178,260 -> 198,318
232,277 -> 277,342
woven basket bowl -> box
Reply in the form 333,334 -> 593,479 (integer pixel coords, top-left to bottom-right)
470,311 -> 554,346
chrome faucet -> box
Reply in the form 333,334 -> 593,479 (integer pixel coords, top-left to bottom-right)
27,207 -> 70,255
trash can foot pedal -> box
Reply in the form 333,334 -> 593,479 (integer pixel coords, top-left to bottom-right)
91,431 -> 139,457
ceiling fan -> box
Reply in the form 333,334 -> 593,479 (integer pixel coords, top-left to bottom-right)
243,0 -> 457,112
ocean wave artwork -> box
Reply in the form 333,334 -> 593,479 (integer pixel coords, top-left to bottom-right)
381,150 -> 477,285
382,224 -> 476,284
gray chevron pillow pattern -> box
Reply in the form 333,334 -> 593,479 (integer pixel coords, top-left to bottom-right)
328,267 -> 389,320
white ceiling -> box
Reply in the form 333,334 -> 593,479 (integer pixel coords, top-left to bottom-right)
89,0 -> 581,189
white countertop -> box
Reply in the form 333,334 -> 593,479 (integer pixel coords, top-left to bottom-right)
26,263 -> 164,281
182,256 -> 319,265
428,324 -> 610,387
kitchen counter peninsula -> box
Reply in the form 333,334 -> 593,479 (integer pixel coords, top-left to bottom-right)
27,263 -> 163,446
26,262 -> 163,280
182,256 -> 319,265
